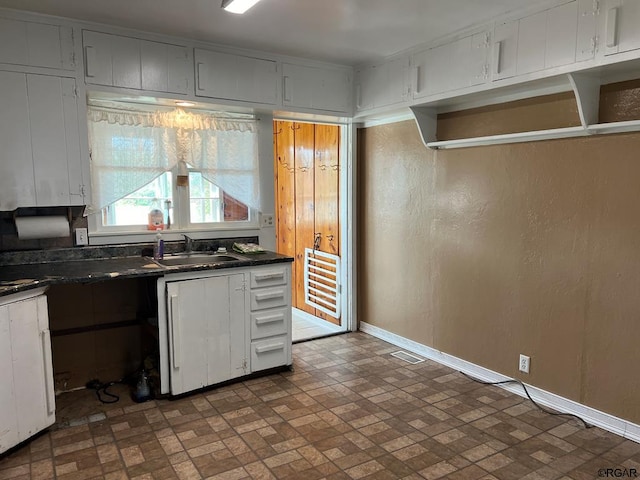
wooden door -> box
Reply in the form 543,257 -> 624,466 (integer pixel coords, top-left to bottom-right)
274,122 -> 297,294
293,123 -> 316,316
274,121 -> 341,324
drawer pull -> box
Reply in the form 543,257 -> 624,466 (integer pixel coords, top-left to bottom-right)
255,342 -> 285,354
255,292 -> 284,302
254,272 -> 284,281
255,313 -> 285,325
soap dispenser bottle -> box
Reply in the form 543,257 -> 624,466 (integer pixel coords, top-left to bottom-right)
153,230 -> 164,260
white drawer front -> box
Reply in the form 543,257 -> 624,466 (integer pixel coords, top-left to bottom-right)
251,335 -> 289,372
250,287 -> 287,311
250,268 -> 287,288
251,307 -> 288,340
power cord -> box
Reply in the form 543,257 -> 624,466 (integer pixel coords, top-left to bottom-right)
85,379 -> 120,404
459,371 -> 592,429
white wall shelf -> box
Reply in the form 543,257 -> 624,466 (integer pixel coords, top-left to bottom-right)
413,70 -> 640,150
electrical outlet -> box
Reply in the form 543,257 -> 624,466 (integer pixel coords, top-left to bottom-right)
261,213 -> 274,227
519,354 -> 530,374
75,227 -> 88,246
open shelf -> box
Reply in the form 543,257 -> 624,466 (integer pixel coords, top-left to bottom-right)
411,70 -> 640,150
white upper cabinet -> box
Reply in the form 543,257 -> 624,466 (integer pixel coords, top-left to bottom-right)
282,63 -> 352,113
355,56 -> 410,112
412,31 -> 491,99
0,18 -> 74,70
494,1 -> 595,81
195,49 -> 278,105
83,31 -> 191,94
0,71 -> 84,209
604,0 -> 640,56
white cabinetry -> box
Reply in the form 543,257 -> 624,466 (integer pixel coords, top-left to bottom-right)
412,31 -> 491,99
158,262 -> 292,395
83,31 -> 191,94
0,290 -> 55,455
282,63 -> 351,114
195,49 -> 278,105
0,17 -> 74,70
604,0 -> 640,56
0,71 -> 84,209
355,56 -> 410,112
493,1 -> 596,81
249,266 -> 291,372
166,273 -> 247,395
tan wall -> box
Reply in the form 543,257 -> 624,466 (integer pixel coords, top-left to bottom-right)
358,102 -> 640,423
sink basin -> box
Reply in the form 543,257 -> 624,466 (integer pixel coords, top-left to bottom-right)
153,252 -> 246,266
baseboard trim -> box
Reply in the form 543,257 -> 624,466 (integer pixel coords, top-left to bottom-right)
359,321 -> 640,443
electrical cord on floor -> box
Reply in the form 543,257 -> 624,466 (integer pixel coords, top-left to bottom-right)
85,379 -> 120,404
459,371 -> 592,429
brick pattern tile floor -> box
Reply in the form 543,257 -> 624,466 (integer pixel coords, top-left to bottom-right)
1,332 -> 639,479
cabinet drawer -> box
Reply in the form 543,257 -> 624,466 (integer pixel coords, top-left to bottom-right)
251,335 -> 289,372
250,287 -> 287,311
251,307 -> 288,340
250,268 -> 287,288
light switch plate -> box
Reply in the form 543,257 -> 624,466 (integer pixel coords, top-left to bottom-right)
75,228 -> 88,246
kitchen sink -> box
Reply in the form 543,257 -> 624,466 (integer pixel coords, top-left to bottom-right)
152,252 -> 247,266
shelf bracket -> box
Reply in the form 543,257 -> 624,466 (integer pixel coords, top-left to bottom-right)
568,72 -> 601,130
410,106 -> 438,147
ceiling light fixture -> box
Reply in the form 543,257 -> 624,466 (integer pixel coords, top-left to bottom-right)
221,0 -> 261,14
175,101 -> 195,107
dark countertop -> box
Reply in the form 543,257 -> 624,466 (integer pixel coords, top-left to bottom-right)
0,250 -> 293,298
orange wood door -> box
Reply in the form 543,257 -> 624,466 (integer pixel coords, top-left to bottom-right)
274,121 -> 341,321
274,121 -> 297,291
313,124 -> 341,324
293,123 -> 316,315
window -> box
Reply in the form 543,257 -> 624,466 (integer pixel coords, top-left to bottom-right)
87,102 -> 260,233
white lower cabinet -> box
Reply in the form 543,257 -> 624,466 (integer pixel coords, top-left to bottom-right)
166,273 -> 247,395
0,290 -> 55,455
249,265 -> 291,373
160,263 -> 292,395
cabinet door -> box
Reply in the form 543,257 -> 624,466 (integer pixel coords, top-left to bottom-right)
0,72 -> 83,209
0,18 -> 74,70
141,42 -> 191,94
546,1 -> 578,68
413,32 -> 489,99
604,0 -> 640,55
355,56 -> 410,112
576,0 -> 599,61
282,63 -> 351,113
195,49 -> 278,105
27,75 -> 83,206
167,45 -> 191,94
167,274 -> 246,395
83,31 -> 113,85
111,35 -> 141,89
0,294 -> 55,455
493,20 -> 519,80
516,10 -> 547,75
0,71 -> 35,209
0,305 -> 18,454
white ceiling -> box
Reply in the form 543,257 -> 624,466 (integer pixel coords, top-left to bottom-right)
0,0 -> 557,66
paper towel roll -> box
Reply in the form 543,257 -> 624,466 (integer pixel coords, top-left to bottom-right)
15,215 -> 70,240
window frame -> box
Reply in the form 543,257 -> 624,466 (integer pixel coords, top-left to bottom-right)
88,164 -> 258,237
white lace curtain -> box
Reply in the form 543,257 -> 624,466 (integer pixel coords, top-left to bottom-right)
87,105 -> 260,212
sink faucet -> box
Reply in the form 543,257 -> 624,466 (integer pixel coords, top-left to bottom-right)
182,234 -> 194,253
